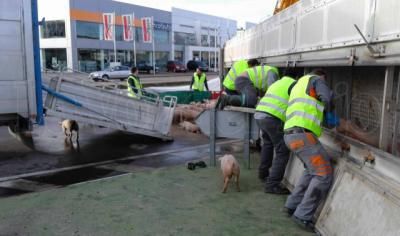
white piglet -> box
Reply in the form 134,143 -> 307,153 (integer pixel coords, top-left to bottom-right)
219,154 -> 240,193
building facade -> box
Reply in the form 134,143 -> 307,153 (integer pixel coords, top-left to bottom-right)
171,8 -> 237,70
38,0 -> 236,72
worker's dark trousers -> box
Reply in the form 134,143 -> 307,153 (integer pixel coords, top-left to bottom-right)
224,87 -> 239,95
284,132 -> 333,221
256,116 -> 290,187
233,76 -> 258,108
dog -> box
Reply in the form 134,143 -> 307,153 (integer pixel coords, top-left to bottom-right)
61,119 -> 79,141
219,154 -> 240,193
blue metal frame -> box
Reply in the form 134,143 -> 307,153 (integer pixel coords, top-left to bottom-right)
31,0 -> 44,125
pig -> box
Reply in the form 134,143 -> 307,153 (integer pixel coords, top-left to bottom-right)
219,154 -> 240,193
179,121 -> 200,133
61,119 -> 79,141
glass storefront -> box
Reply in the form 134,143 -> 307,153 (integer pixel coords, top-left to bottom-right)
174,51 -> 183,62
78,48 -> 169,72
42,48 -> 67,70
40,20 -> 65,38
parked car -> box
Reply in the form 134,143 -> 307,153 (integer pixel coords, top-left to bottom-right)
137,62 -> 159,74
186,60 -> 209,72
167,60 -> 187,72
88,65 -> 131,82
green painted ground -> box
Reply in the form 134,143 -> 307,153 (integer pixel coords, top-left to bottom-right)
0,155 -> 313,236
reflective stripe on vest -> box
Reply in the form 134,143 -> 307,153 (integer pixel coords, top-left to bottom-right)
127,75 -> 142,98
284,75 -> 325,137
256,76 -> 295,121
193,72 -> 206,91
223,60 -> 248,90
247,65 -> 278,92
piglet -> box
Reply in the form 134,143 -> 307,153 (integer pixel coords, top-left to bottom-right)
219,154 -> 240,193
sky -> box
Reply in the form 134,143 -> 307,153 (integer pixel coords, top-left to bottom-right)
116,0 -> 277,28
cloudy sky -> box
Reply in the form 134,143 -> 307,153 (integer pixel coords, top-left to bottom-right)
116,0 -> 277,28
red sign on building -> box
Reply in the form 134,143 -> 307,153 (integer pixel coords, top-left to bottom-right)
122,14 -> 134,41
141,17 -> 153,43
103,13 -> 114,41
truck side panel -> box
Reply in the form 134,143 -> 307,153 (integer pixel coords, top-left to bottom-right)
0,0 -> 37,124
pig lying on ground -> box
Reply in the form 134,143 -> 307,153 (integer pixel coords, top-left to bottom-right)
219,154 -> 240,193
178,121 -> 200,133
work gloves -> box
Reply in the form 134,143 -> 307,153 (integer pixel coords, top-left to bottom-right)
326,112 -> 340,127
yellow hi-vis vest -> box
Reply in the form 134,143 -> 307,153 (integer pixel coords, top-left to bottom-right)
192,72 -> 206,91
284,75 -> 325,137
256,76 -> 296,122
246,65 -> 279,92
127,75 -> 142,98
223,60 -> 248,90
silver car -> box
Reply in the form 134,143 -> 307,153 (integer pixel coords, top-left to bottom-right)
89,66 -> 131,82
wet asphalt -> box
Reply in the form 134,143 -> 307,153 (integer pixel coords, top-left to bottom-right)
0,116 -> 213,178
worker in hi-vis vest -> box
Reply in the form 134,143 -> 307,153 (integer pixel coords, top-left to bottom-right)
254,68 -> 298,194
282,69 -> 340,232
223,59 -> 259,95
217,64 -> 279,108
190,67 -> 209,91
127,66 -> 143,98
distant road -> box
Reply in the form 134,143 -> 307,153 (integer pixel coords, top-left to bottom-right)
42,71 -> 219,87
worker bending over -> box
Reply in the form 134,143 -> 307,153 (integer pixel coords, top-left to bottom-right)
254,68 -> 298,194
190,68 -> 209,91
218,64 -> 279,108
127,66 -> 143,98
223,59 -> 259,95
283,69 -> 339,232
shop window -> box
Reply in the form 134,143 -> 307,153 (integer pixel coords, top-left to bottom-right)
76,21 -> 101,40
41,20 -> 65,38
43,48 -> 67,70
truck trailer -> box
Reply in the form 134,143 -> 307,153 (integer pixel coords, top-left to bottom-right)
220,0 -> 400,235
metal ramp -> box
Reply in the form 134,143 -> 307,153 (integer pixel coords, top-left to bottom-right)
44,77 -> 177,140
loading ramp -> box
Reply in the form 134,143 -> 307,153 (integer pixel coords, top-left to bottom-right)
44,76 -> 177,140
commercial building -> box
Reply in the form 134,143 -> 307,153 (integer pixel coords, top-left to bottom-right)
171,8 -> 237,70
38,0 -> 237,72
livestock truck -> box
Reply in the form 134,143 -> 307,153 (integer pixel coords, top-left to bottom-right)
221,0 -> 400,235
0,0 -> 43,131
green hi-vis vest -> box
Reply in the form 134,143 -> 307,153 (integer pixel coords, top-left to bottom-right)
127,75 -> 143,98
193,72 -> 206,91
284,75 -> 325,137
246,65 -> 279,92
256,76 -> 296,122
223,60 -> 248,90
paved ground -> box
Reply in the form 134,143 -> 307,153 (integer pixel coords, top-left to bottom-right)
0,116 -> 211,178
0,153 -> 314,236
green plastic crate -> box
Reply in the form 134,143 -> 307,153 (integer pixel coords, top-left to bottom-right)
159,91 -> 211,104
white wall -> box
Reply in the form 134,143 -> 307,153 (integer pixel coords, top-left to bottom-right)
38,0 -> 73,69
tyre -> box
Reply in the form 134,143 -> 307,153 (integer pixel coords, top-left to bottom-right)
102,75 -> 109,81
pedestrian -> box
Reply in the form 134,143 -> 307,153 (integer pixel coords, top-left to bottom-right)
282,69 -> 340,232
254,68 -> 298,193
190,67 -> 209,92
217,64 -> 279,108
223,59 -> 259,95
127,66 -> 143,98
